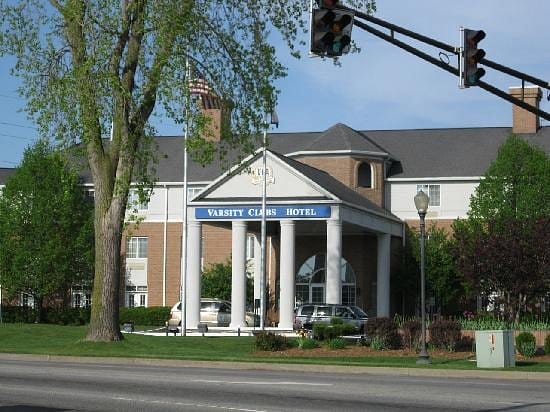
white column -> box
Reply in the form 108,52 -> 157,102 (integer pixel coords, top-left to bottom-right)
279,220 -> 295,329
253,234 -> 261,303
186,220 -> 202,328
377,233 -> 391,317
230,221 -> 247,328
326,217 -> 342,304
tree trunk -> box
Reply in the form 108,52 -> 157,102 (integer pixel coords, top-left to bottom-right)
86,187 -> 125,341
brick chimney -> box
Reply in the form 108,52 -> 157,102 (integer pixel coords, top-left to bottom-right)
200,100 -> 231,142
509,86 -> 542,134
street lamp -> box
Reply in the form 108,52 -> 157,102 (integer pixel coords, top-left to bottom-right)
414,189 -> 431,364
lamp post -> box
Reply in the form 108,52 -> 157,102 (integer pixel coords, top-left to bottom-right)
414,189 -> 431,364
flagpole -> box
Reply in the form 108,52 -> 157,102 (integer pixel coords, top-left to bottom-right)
180,55 -> 190,337
259,113 -> 268,331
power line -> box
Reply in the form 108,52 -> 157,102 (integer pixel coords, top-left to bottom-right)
0,93 -> 23,100
0,121 -> 37,129
0,132 -> 36,141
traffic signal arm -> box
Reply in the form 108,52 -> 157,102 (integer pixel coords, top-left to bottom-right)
351,18 -> 550,122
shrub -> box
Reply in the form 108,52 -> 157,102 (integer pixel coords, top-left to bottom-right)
370,336 -> 385,350
312,322 -> 357,341
44,308 -> 90,325
429,319 -> 461,351
545,335 -> 550,356
119,306 -> 171,326
297,337 -> 319,350
254,332 -> 288,351
401,319 -> 422,350
0,306 -> 37,323
330,317 -> 344,325
327,337 -> 347,349
0,306 -> 90,325
516,332 -> 536,358
365,317 -> 401,349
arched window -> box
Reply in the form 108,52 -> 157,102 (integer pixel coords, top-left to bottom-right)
295,254 -> 356,306
357,162 -> 373,188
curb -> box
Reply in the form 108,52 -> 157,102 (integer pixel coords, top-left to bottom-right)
1,353 -> 550,381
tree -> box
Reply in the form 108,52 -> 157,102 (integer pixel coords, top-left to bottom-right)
404,225 -> 465,316
0,141 -> 94,322
454,218 -> 550,324
0,1 -> 376,340
201,261 -> 253,306
453,135 -> 550,324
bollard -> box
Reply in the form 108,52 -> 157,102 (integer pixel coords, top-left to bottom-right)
238,327 -> 241,337
165,321 -> 168,337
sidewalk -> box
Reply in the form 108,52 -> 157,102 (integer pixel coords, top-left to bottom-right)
1,352 -> 549,382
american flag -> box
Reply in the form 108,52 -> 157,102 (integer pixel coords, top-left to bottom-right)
189,72 -> 221,110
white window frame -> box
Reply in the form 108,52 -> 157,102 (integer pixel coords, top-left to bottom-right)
126,236 -> 148,259
128,189 -> 149,211
416,184 -> 441,207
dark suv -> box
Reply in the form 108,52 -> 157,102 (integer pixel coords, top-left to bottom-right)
293,304 -> 369,332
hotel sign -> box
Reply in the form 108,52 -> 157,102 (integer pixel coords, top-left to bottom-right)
195,205 -> 331,220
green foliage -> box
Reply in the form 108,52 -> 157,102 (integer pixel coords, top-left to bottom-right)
370,336 -> 385,350
469,135 -> 550,223
544,335 -> 550,355
408,225 -> 465,315
312,323 -> 357,341
0,142 -> 94,321
0,0 -> 376,340
330,317 -> 344,325
365,318 -> 401,349
453,136 -> 550,324
0,306 -> 90,325
428,319 -> 461,351
201,261 -> 253,305
118,307 -> 171,327
515,332 -> 536,358
327,337 -> 347,349
401,319 -> 422,350
297,337 -> 319,350
254,332 -> 288,352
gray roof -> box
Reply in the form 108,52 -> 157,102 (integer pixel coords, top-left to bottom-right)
2,124 -> 549,186
270,150 -> 399,219
0,168 -> 15,185
295,123 -> 391,156
366,126 -> 550,179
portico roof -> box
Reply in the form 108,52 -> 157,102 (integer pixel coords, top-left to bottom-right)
190,148 -> 403,236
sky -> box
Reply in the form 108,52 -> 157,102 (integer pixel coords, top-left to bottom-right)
1,0 -> 549,168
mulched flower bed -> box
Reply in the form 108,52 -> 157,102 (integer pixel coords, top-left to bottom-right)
253,346 -> 550,362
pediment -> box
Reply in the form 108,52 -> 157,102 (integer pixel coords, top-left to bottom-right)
193,150 -> 338,202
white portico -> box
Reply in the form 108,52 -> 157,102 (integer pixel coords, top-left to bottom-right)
183,149 -> 403,329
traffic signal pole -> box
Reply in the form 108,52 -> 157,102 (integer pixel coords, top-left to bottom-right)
340,6 -> 550,122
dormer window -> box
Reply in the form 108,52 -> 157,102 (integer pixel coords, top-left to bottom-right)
358,162 -> 373,188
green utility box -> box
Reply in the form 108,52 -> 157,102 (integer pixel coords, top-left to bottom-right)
475,330 -> 515,368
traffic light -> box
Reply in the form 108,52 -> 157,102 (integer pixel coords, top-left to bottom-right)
461,28 -> 486,87
310,8 -> 354,57
316,0 -> 340,8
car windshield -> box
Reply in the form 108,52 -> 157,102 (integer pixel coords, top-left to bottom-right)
350,306 -> 368,318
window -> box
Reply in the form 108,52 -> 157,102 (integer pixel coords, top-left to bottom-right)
416,184 -> 441,207
74,294 -> 81,308
128,189 -> 148,211
187,186 -> 204,200
128,294 -> 135,308
357,162 -> 373,188
246,234 -> 255,260
126,237 -> 148,258
140,294 -> 146,306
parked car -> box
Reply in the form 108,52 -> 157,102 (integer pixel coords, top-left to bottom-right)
293,304 -> 369,332
167,298 -> 258,332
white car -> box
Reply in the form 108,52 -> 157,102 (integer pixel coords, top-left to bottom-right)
167,298 -> 258,331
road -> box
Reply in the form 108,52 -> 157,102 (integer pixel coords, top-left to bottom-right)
0,358 -> 549,411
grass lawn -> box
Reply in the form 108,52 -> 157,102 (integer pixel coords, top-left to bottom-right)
0,324 -> 549,372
